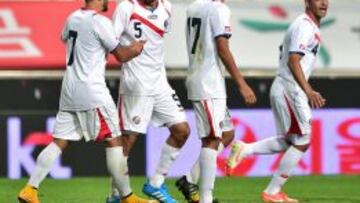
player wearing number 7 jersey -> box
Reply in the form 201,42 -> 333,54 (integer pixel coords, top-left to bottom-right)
17,0 -> 146,202
107,0 -> 190,202
175,0 -> 256,202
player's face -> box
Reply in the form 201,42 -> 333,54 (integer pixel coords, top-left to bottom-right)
102,0 -> 109,12
307,0 -> 329,19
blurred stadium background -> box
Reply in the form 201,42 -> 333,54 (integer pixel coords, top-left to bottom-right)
0,0 -> 359,202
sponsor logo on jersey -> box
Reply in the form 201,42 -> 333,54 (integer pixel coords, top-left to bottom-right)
148,14 -> 158,20
225,26 -> 232,32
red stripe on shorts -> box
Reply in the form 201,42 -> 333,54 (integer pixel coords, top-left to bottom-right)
283,94 -> 303,135
203,100 -> 216,138
96,108 -> 111,141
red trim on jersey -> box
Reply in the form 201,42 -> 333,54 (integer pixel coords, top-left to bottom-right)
96,108 -> 112,141
284,94 -> 303,135
118,96 -> 125,131
130,13 -> 165,37
203,100 -> 216,138
128,0 -> 134,4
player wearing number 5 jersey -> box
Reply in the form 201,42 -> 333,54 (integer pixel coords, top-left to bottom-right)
227,0 -> 328,202
175,0 -> 257,202
107,0 -> 190,202
17,0 -> 147,202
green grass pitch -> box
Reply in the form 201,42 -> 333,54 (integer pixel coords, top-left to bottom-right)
1,175 -> 359,203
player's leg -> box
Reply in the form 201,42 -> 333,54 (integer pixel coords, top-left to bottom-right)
227,80 -> 291,175
18,111 -> 79,203
106,132 -> 141,203
178,100 -> 224,203
142,91 -> 189,203
262,87 -> 311,203
107,95 -> 154,203
177,108 -> 234,203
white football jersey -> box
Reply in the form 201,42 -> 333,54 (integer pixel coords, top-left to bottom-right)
60,9 -> 119,111
185,0 -> 232,100
113,0 -> 172,95
277,13 -> 321,91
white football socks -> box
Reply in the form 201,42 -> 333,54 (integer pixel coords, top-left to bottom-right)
106,146 -> 132,197
28,142 -> 62,188
149,143 -> 180,188
242,137 -> 289,157
264,146 -> 304,195
187,142 -> 224,184
199,148 -> 217,203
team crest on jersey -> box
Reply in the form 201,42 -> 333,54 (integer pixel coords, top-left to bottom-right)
299,44 -> 306,50
225,26 -> 232,32
132,116 -> 141,125
148,14 -> 158,20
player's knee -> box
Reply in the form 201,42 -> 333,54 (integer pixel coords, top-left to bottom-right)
201,137 -> 221,150
170,122 -> 190,143
288,133 -> 311,152
222,130 -> 235,147
53,138 -> 69,151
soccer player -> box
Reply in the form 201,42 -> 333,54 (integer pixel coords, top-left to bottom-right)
17,0 -> 150,202
107,0 -> 190,202
175,0 -> 257,202
226,0 -> 328,202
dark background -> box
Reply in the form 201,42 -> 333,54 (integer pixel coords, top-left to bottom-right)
1,77 -> 359,177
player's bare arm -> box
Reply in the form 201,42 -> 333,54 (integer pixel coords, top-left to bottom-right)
215,36 -> 257,105
288,53 -> 325,108
111,40 -> 146,63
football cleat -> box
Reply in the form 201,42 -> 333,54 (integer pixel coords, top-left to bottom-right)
175,176 -> 199,203
226,140 -> 247,176
17,185 -> 40,203
262,191 -> 299,203
122,193 -> 158,203
142,182 -> 177,203
106,195 -> 121,203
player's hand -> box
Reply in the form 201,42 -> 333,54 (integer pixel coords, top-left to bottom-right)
306,90 -> 326,108
239,84 -> 257,106
129,40 -> 146,56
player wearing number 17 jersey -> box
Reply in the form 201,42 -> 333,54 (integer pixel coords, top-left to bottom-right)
226,0 -> 328,202
17,0 -> 146,202
107,0 -> 190,202
175,0 -> 256,202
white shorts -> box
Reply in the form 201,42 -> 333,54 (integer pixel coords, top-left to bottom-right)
118,89 -> 187,134
53,103 -> 121,142
193,99 -> 234,139
270,77 -> 312,145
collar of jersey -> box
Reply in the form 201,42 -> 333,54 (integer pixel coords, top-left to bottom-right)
136,0 -> 160,12
80,7 -> 98,14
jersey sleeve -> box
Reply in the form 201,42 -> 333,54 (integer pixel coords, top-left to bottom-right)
163,0 -> 172,33
112,1 -> 133,39
209,3 -> 232,39
93,16 -> 119,52
288,21 -> 314,55
61,21 -> 69,42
